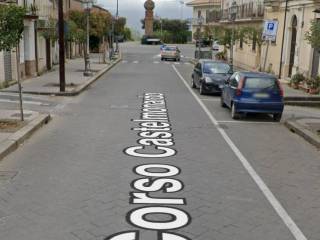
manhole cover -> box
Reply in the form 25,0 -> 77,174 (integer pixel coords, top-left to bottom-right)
0,171 -> 18,181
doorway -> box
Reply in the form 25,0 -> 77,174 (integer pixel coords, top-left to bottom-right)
289,15 -> 297,77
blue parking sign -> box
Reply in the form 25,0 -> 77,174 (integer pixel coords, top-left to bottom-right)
263,20 -> 278,41
267,23 -> 274,31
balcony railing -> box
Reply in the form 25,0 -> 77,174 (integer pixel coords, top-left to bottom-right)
221,2 -> 264,22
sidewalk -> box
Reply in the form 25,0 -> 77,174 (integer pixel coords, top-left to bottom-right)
0,53 -> 121,96
0,110 -> 50,161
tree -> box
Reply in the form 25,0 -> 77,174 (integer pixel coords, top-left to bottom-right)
0,4 -> 26,51
0,4 -> 26,121
123,27 -> 133,41
115,17 -> 126,36
141,18 -> 190,43
305,20 -> 320,49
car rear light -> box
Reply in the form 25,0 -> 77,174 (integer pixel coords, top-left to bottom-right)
236,77 -> 245,96
276,80 -> 284,97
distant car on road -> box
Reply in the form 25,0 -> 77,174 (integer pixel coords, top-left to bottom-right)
161,46 -> 181,61
221,72 -> 284,121
191,59 -> 233,95
212,41 -> 220,51
160,44 -> 166,51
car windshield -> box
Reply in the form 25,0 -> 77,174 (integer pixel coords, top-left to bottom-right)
203,62 -> 231,74
244,77 -> 278,89
164,47 -> 176,51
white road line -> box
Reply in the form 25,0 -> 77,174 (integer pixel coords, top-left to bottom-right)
184,62 -> 191,65
0,93 -> 48,100
122,60 -> 128,63
172,65 -> 307,240
174,62 -> 180,65
153,61 -> 159,64
217,120 -> 278,124
133,61 -> 139,64
0,98 -> 50,106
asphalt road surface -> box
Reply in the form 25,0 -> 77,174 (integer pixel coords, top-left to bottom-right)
0,42 -> 320,240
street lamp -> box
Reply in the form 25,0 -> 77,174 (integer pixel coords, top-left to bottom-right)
229,1 -> 237,72
197,16 -> 204,59
82,0 -> 94,77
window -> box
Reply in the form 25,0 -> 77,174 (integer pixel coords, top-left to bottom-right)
244,77 -> 278,89
252,35 -> 256,51
198,10 -> 202,18
195,63 -> 201,71
203,62 -> 231,74
230,74 -> 239,87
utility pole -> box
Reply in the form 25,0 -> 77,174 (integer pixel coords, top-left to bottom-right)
279,0 -> 289,79
58,0 -> 65,92
115,0 -> 119,53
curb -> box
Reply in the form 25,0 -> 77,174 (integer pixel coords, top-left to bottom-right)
285,120 -> 320,149
0,114 -> 51,162
1,55 -> 122,97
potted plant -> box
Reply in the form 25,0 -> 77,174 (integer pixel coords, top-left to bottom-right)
290,72 -> 305,89
306,76 -> 320,94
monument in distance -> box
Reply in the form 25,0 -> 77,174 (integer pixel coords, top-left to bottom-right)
142,0 -> 160,44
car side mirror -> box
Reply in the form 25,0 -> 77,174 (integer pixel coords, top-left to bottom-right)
225,79 -> 230,85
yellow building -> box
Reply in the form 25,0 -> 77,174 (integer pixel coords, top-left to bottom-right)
186,0 -> 222,41
263,0 -> 320,79
220,0 -> 265,71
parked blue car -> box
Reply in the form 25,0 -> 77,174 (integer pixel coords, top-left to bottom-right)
221,72 -> 284,121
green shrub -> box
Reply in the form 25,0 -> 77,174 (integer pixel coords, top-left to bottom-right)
290,73 -> 305,85
306,76 -> 320,89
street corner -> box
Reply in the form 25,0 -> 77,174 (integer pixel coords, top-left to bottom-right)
285,117 -> 320,149
0,110 -> 51,162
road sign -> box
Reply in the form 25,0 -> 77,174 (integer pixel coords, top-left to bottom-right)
262,20 -> 278,41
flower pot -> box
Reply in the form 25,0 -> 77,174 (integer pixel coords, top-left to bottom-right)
309,88 -> 320,95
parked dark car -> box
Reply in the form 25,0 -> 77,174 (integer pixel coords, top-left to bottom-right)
191,60 -> 233,95
221,72 -> 284,121
195,39 -> 211,47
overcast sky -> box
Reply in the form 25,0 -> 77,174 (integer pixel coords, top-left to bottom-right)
97,0 -> 193,32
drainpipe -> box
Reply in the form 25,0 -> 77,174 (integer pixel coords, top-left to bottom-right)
279,0 -> 289,79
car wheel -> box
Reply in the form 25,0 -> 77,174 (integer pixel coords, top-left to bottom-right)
273,113 -> 282,122
231,103 -> 240,120
199,83 -> 206,95
220,95 -> 227,108
161,58 -> 164,61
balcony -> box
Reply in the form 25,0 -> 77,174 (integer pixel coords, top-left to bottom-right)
24,3 -> 39,20
220,2 -> 264,23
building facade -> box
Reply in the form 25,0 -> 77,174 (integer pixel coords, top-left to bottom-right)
186,0 -> 221,41
187,0 -> 265,71
0,0 -> 90,87
220,0 -> 264,71
263,0 -> 320,79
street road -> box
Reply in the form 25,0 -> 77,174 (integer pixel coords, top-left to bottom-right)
0,42 -> 320,240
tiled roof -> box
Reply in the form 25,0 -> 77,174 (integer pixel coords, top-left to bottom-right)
186,0 -> 221,6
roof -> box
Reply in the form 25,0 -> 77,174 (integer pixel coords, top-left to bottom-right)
238,71 -> 277,78
186,0 -> 221,7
